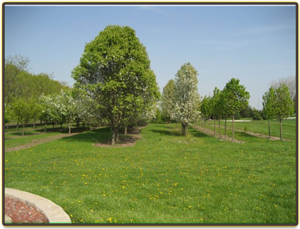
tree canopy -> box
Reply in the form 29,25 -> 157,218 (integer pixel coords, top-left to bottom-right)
172,63 -> 200,136
72,25 -> 159,144
161,79 -> 176,123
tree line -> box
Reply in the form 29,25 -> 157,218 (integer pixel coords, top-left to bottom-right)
161,76 -> 250,142
5,25 -> 295,143
161,73 -> 294,141
5,26 -> 160,145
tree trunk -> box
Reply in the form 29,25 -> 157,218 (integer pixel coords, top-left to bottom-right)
214,116 -> 216,136
17,122 -> 19,129
33,120 -> 36,129
182,123 -> 187,136
115,131 -> 119,143
68,122 -> 71,135
111,130 -> 119,145
279,118 -> 283,140
44,123 -> 47,132
22,124 -> 25,136
232,114 -> 234,142
60,123 -> 63,131
52,123 -> 55,128
124,126 -> 127,135
268,119 -> 271,139
111,132 -> 116,145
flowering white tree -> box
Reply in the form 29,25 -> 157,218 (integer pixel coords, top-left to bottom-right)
59,90 -> 76,134
172,63 -> 200,136
40,90 -> 76,134
39,95 -> 54,132
73,90 -> 98,127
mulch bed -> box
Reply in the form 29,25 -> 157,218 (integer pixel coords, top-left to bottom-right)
94,127 -> 143,148
5,196 -> 48,224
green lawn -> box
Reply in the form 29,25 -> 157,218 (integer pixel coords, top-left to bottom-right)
4,125 -> 89,149
4,122 -> 297,224
199,119 -> 296,141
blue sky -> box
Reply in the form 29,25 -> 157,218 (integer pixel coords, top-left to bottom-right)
5,4 -> 296,109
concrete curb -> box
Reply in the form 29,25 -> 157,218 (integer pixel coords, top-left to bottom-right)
5,188 -> 71,224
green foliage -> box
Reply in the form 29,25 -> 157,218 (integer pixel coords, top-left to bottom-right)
72,25 -> 159,144
222,78 -> 250,116
11,99 -> 32,125
240,105 -> 253,118
200,96 -> 212,120
5,104 -> 12,125
273,84 -> 294,120
262,87 -> 276,120
161,79 -> 176,123
252,108 -> 262,120
154,108 -> 162,123
5,55 -> 69,105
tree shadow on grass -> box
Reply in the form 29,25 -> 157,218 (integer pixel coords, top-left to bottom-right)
150,129 -> 182,137
9,132 -> 38,137
59,127 -> 112,144
235,132 -> 268,143
188,127 -> 210,138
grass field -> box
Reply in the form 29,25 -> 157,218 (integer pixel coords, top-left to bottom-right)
4,120 -> 297,224
199,119 -> 296,141
4,125 -> 88,150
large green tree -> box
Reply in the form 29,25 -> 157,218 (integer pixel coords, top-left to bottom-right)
222,78 -> 250,142
172,63 -> 200,136
72,25 -> 159,145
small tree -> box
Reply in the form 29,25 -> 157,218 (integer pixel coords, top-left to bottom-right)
11,99 -> 32,136
262,88 -> 276,139
271,76 -> 296,112
161,79 -> 176,124
222,78 -> 250,142
273,83 -> 294,140
4,103 -> 13,129
59,90 -> 76,134
40,95 -> 51,132
200,96 -> 212,128
30,101 -> 42,129
172,63 -> 200,136
251,108 -> 261,120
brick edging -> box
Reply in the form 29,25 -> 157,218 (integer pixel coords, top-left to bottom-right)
5,188 -> 71,224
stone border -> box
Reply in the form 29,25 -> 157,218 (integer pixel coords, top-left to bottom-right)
5,188 -> 71,224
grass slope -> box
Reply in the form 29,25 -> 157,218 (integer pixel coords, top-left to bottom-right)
4,123 -> 296,224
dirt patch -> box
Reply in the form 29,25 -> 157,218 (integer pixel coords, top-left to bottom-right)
94,127 -> 143,148
192,125 -> 245,143
5,196 -> 48,224
244,131 -> 289,141
5,133 -> 80,153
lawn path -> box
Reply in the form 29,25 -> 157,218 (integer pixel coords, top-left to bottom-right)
198,122 -> 288,141
5,132 -> 79,152
192,124 -> 245,143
